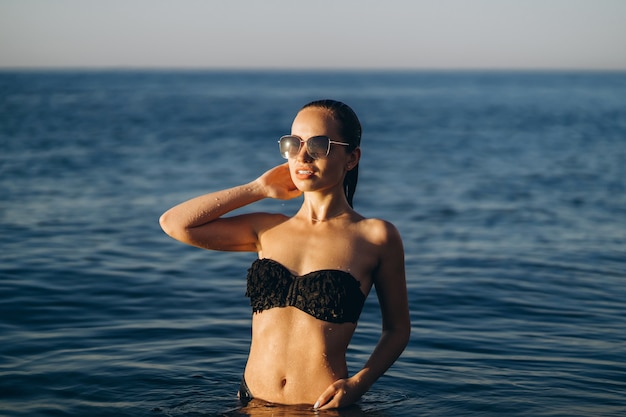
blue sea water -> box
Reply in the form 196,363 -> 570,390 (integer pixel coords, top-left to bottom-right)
1,70 -> 625,417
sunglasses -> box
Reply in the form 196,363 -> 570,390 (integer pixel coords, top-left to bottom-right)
278,135 -> 350,160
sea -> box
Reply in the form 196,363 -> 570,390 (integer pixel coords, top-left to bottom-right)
1,70 -> 625,417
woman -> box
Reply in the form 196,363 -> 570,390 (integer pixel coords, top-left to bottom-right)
159,99 -> 410,409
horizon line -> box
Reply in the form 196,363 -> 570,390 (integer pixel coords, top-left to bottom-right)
2,66 -> 626,73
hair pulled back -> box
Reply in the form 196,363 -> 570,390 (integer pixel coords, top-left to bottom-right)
301,99 -> 362,207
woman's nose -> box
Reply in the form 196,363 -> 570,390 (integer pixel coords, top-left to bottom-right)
296,142 -> 314,161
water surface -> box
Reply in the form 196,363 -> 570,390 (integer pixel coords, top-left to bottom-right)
1,70 -> 625,416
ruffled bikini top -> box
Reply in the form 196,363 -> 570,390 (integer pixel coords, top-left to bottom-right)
245,258 -> 366,324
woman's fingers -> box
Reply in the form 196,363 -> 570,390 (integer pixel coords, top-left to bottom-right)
313,382 -> 339,409
258,163 -> 301,200
314,379 -> 355,410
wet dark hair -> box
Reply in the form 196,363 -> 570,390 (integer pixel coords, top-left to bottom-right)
301,99 -> 362,207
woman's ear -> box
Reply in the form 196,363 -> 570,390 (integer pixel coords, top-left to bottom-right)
346,147 -> 361,171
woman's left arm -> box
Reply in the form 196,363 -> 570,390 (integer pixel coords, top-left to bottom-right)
315,221 -> 411,410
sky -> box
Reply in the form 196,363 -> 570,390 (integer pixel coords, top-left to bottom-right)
1,0 -> 626,70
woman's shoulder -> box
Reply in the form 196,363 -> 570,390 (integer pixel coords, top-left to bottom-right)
355,216 -> 402,246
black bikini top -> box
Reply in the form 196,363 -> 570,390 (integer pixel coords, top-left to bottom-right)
245,258 -> 366,324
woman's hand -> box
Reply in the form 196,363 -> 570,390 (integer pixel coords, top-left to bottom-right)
255,162 -> 302,200
313,377 -> 364,410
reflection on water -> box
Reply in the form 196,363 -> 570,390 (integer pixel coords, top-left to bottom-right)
221,387 -> 410,417
224,401 -> 376,417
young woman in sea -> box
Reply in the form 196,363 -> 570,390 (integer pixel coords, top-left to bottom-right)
159,99 -> 410,410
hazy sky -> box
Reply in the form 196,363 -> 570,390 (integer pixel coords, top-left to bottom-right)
1,0 -> 625,70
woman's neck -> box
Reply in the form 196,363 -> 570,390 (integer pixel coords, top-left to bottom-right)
300,194 -> 351,223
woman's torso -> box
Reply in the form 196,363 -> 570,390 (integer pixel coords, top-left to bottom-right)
243,214 -> 382,404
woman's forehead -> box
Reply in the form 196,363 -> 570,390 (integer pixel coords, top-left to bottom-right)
291,107 -> 340,137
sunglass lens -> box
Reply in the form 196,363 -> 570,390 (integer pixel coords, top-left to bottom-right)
279,136 -> 301,159
306,136 -> 330,159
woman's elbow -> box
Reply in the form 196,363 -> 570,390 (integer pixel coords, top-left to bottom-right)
397,323 -> 411,349
159,210 -> 183,239
394,318 -> 412,349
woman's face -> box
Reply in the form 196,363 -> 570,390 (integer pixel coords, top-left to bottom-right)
288,107 -> 359,194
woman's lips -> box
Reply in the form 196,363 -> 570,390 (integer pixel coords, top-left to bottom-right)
295,167 -> 315,179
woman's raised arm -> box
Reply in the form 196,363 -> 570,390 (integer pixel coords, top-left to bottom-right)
159,163 -> 301,252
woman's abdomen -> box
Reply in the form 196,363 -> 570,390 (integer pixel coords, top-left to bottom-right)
243,307 -> 354,404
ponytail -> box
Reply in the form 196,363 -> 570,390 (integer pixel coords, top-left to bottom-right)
344,164 -> 358,208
